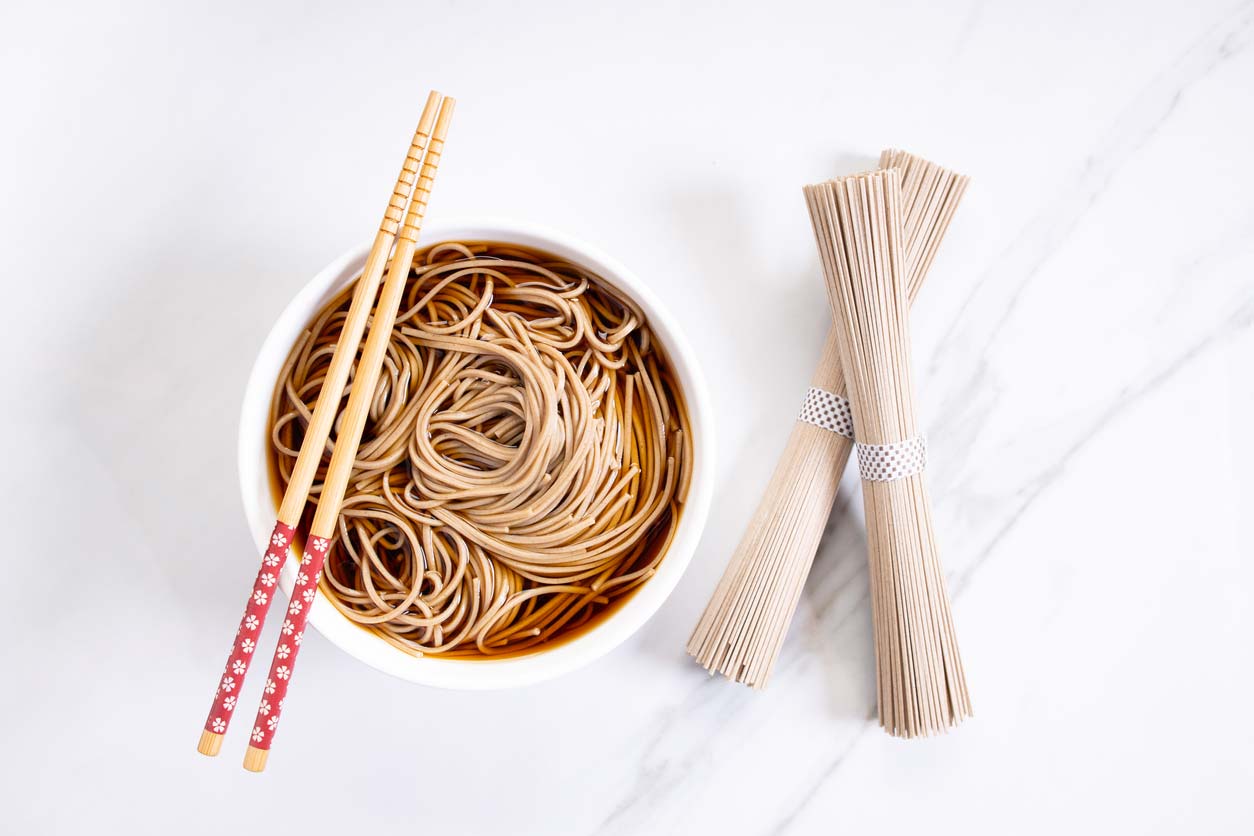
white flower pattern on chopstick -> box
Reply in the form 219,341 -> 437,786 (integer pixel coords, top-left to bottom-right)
312,538 -> 328,552
302,588 -> 316,604
208,524 -> 302,745
293,633 -> 302,646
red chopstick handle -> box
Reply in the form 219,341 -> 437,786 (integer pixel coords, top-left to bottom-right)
201,521 -> 297,740
244,535 -> 330,753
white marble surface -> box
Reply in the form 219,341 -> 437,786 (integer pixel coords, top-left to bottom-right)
3,0 -> 1252,832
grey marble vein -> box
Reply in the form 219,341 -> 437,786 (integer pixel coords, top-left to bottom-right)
586,8 -> 1254,832
931,1 -> 1253,385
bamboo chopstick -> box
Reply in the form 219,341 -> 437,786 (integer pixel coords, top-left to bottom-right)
242,94 -> 456,773
197,91 -> 442,759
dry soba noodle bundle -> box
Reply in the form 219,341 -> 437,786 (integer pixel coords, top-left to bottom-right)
269,242 -> 692,658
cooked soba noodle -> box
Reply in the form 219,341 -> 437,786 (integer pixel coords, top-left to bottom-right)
269,242 -> 691,657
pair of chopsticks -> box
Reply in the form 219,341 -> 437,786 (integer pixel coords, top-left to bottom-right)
197,90 -> 455,772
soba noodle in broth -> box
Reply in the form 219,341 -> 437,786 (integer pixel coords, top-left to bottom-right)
268,242 -> 691,658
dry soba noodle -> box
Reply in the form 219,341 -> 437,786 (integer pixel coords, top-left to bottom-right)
269,242 -> 691,658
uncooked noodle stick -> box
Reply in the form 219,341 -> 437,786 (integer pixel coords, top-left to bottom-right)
687,151 -> 967,690
804,167 -> 971,737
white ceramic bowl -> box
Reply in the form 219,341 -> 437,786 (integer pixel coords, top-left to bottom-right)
238,218 -> 713,689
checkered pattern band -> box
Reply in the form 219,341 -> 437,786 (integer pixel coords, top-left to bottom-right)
855,436 -> 927,482
797,387 -> 855,439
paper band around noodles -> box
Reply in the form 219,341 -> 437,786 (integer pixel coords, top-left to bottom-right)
797,387 -> 855,438
856,436 -> 927,482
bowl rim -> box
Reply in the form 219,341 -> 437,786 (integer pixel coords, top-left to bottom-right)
237,217 -> 714,689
